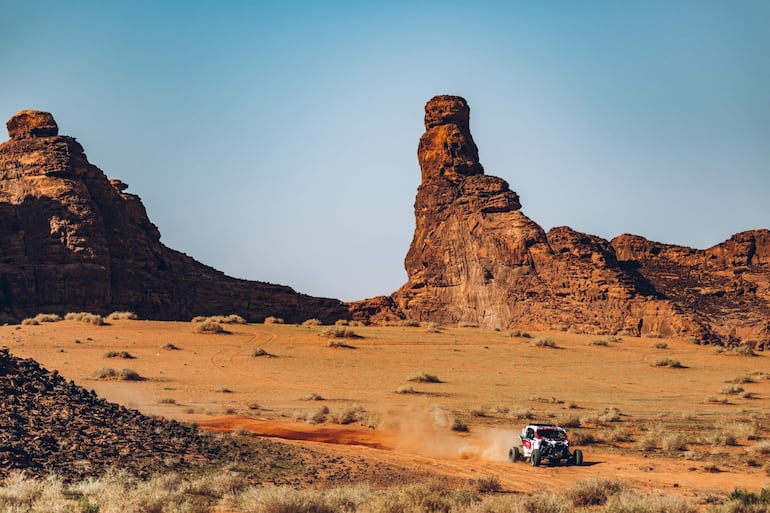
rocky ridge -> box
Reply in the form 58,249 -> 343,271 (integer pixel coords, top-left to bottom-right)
352,95 -> 770,349
0,111 -> 347,323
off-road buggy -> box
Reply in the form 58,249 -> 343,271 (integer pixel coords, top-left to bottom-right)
508,424 -> 583,467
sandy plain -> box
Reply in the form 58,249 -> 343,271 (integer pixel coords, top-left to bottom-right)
2,319 -> 769,502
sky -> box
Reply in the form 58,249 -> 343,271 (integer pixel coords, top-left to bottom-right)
1,1 -> 768,302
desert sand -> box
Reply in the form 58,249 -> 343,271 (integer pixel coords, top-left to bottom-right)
2,319 -> 768,501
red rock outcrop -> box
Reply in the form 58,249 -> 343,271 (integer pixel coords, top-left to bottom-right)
0,110 -> 347,322
353,95 -> 769,348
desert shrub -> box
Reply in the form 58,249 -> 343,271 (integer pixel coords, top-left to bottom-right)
330,405 -> 366,425
733,374 -> 757,384
686,335 -> 699,344
707,431 -> 737,447
210,314 -> 247,324
587,339 -> 609,346
720,384 -> 745,395
567,477 -> 626,506
158,398 -> 176,404
395,385 -> 419,394
214,387 -> 233,393
604,335 -> 622,343
471,475 -> 502,493
705,396 -> 729,404
636,434 -> 658,452
654,342 -> 668,349
747,440 -> 770,456
194,320 -> 228,334
107,311 -> 138,320
21,318 -> 39,325
328,339 -> 356,349
302,318 -> 322,326
65,312 -> 104,325
511,407 -> 534,420
458,321 -> 480,328
308,406 -> 329,424
643,332 -> 662,338
741,391 -> 757,399
616,329 -> 633,337
451,418 -> 469,432
604,490 -> 696,513
425,325 -> 442,334
320,326 -> 362,339
35,313 -> 62,323
251,347 -> 274,357
397,319 -> 421,327
509,329 -> 532,338
569,429 -> 598,445
160,343 -> 180,350
334,319 -> 349,326
104,351 -> 134,359
558,415 -> 582,428
598,407 -> 623,423
661,433 -> 688,452
92,367 -> 144,381
263,316 -> 284,325
653,357 -> 682,368
407,372 -> 442,383
532,337 -> 558,348
191,316 -> 207,323
303,393 -> 325,401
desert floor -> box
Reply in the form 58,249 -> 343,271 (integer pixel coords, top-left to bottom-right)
2,319 -> 769,501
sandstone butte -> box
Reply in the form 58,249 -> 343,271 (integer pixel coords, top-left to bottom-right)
1,105 -> 769,350
350,95 -> 770,350
0,110 -> 347,323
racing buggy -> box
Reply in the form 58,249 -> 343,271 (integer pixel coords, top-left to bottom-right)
508,424 -> 583,467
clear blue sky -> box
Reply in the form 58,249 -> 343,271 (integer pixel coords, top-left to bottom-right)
2,1 -> 768,301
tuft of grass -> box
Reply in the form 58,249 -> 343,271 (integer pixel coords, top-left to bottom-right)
407,372 -> 442,384
194,321 -> 228,334
65,312 -> 105,325
251,347 -> 274,357
104,351 -> 135,359
263,316 -> 284,325
532,337 -> 558,348
91,367 -> 144,381
720,384 -> 744,395
567,478 -> 626,507
653,357 -> 683,368
107,311 -> 138,320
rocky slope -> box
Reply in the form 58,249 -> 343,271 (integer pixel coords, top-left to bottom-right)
0,111 -> 347,323
352,96 -> 769,349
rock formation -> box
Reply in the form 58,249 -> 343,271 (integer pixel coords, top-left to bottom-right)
0,111 -> 347,322
352,95 -> 770,349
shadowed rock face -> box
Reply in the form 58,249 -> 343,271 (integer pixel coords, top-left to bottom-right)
0,110 -> 347,322
351,95 -> 770,349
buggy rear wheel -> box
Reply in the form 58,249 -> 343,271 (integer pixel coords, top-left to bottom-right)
530,448 -> 541,467
508,447 -> 520,462
573,449 -> 583,466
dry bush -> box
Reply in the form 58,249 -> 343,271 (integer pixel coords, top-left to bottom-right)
458,321 -> 480,328
91,367 -> 144,381
251,347 -> 274,357
654,342 -> 668,349
587,339 -> 609,346
661,433 -> 688,452
741,391 -> 757,399
732,374 -> 757,384
302,392 -> 325,401
194,320 -> 229,334
604,335 -> 623,343
471,475 -> 502,493
320,326 -> 362,339
34,313 -> 62,323
451,417 -> 469,432
509,329 -> 532,338
328,339 -> 357,349
636,434 -> 658,452
65,312 -> 104,325
532,337 -> 558,348
160,343 -> 180,350
158,398 -> 177,404
214,387 -> 233,393
209,314 -> 247,324
407,372 -> 442,383
747,440 -> 770,456
334,319 -> 349,326
21,318 -> 39,325
330,404 -> 366,425
643,332 -> 662,338
604,490 -> 696,513
720,384 -> 745,395
558,415 -> 582,428
705,396 -> 729,404
569,429 -> 598,445
395,385 -> 419,394
107,311 -> 138,320
104,351 -> 134,359
653,357 -> 683,368
705,431 -> 738,447
307,406 -> 329,424
301,318 -> 322,326
263,316 -> 284,325
191,316 -> 207,323
566,477 -> 626,507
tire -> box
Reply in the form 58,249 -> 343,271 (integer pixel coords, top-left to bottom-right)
530,448 -> 541,467
573,449 -> 583,466
508,447 -> 520,463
